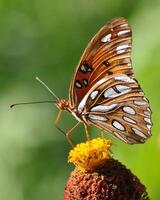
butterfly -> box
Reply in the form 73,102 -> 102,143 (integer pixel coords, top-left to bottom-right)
55,17 -> 152,146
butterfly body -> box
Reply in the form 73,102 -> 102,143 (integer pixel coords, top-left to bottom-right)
55,17 -> 152,145
56,99 -> 83,123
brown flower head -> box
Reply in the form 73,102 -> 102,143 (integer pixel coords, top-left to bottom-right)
64,138 -> 149,200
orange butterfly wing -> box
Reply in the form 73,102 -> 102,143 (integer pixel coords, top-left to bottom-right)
69,17 -> 152,144
69,17 -> 133,107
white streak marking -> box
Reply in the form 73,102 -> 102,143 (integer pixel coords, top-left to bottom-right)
120,24 -> 128,27
123,106 -> 135,115
143,97 -> 148,101
90,90 -> 99,100
147,124 -> 151,130
123,116 -> 136,124
144,108 -> 151,116
77,95 -> 88,113
98,78 -> 107,85
101,33 -> 111,43
132,128 -> 147,138
117,49 -> 125,54
118,30 -> 130,36
88,114 -> 107,121
147,108 -> 151,113
104,88 -> 117,98
113,120 -> 125,131
144,111 -> 150,116
91,104 -> 117,112
115,75 -> 135,83
144,117 -> 151,124
116,85 -> 131,94
77,78 -> 106,113
116,44 -> 129,51
104,84 -> 131,99
134,100 -> 147,106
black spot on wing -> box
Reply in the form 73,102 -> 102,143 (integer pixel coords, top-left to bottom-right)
83,79 -> 88,86
79,61 -> 93,73
75,80 -> 82,88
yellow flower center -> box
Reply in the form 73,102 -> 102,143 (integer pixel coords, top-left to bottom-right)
68,138 -> 112,171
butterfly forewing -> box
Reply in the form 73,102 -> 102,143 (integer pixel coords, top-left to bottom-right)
69,17 -> 152,144
69,17 -> 133,107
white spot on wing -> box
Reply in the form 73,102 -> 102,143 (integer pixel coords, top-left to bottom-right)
101,33 -> 111,43
112,120 -> 125,131
116,44 -> 129,51
75,81 -> 82,88
144,108 -> 151,116
132,127 -> 147,138
115,75 -> 135,83
147,108 -> 151,113
117,49 -> 125,54
104,84 -> 131,99
118,30 -> 130,36
123,106 -> 135,115
134,99 -> 147,106
116,85 -> 131,94
123,116 -> 136,124
98,78 -> 107,85
91,104 -> 117,112
80,65 -> 86,72
120,24 -> 128,27
83,79 -> 88,86
147,124 -> 151,131
116,44 -> 129,54
90,90 -> 99,100
77,95 -> 88,113
144,117 -> 151,124
88,114 -> 107,121
104,88 -> 117,98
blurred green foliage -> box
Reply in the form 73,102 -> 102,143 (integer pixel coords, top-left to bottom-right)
1,0 -> 160,199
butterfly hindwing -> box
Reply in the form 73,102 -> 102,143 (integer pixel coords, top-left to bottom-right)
83,74 -> 152,144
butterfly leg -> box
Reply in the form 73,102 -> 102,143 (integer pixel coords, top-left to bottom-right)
84,123 -> 90,141
84,124 -> 92,163
54,109 -> 66,136
66,122 -> 81,147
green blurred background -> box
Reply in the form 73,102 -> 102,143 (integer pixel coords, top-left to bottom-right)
1,0 -> 160,199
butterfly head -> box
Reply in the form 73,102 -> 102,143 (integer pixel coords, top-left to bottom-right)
56,99 -> 70,111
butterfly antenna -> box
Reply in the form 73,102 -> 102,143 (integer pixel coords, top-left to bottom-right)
10,100 -> 57,108
36,77 -> 59,100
